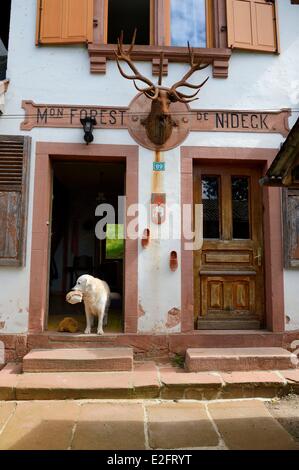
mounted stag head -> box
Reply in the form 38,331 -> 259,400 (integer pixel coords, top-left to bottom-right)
115,29 -> 209,146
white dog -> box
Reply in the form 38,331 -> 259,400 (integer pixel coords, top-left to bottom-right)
72,274 -> 110,335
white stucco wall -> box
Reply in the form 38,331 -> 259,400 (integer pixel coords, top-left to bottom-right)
0,0 -> 299,333
284,270 -> 299,331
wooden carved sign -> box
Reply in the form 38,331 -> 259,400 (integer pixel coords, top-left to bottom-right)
21,101 -> 128,130
21,100 -> 290,151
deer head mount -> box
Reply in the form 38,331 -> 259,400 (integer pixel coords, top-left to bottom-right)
115,30 -> 209,147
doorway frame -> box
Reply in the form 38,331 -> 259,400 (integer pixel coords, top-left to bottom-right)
29,142 -> 139,334
181,146 -> 285,333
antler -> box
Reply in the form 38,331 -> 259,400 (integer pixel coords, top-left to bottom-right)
115,29 -> 156,97
170,42 -> 209,103
115,31 -> 209,105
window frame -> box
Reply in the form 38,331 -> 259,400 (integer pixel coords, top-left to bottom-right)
89,0 -> 231,77
95,0 -> 217,47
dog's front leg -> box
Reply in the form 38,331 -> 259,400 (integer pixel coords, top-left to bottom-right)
97,305 -> 105,335
84,304 -> 93,334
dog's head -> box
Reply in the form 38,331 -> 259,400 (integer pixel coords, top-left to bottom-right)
72,274 -> 94,294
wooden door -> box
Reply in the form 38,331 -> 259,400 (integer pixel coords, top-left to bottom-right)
194,163 -> 264,329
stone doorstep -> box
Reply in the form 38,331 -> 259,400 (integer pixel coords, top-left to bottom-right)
185,347 -> 297,372
22,347 -> 134,373
0,362 -> 298,400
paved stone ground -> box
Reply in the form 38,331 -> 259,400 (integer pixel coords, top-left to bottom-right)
266,394 -> 299,443
0,397 -> 298,450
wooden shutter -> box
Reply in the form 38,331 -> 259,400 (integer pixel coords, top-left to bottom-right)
36,0 -> 93,45
226,0 -> 278,52
283,189 -> 299,269
0,136 -> 30,266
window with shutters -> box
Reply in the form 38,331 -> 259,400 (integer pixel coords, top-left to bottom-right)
91,0 -> 279,50
0,136 -> 30,267
36,0 -> 280,76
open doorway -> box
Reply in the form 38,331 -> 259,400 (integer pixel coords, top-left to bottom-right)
48,161 -> 125,333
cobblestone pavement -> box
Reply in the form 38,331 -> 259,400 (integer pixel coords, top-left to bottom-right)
0,397 -> 298,450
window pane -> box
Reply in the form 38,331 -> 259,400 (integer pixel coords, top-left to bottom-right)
171,0 -> 206,47
108,0 -> 150,45
106,224 -> 124,259
232,177 -> 250,239
202,176 -> 220,239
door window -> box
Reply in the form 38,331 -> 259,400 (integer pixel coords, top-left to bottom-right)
201,172 -> 251,240
201,176 -> 220,239
231,176 -> 250,239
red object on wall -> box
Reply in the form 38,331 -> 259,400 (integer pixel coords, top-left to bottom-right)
141,228 -> 150,248
170,251 -> 178,272
151,193 -> 166,225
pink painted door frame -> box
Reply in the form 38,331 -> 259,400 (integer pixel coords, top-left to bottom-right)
29,142 -> 139,334
181,146 -> 285,333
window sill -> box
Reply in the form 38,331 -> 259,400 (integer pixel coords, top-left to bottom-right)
88,44 -> 231,78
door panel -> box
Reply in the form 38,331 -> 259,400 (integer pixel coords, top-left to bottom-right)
202,275 -> 254,315
194,164 -> 264,329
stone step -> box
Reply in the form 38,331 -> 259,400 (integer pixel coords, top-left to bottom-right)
185,347 -> 298,372
22,348 -> 133,373
1,361 -> 299,401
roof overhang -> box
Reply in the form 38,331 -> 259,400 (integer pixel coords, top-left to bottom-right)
260,116 -> 299,187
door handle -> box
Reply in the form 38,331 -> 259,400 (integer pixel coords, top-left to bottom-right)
254,247 -> 262,266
